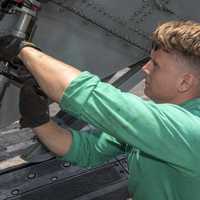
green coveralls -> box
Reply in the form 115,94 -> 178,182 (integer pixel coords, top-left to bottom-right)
59,71 -> 200,200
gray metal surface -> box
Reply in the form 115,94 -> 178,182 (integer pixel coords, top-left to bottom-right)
0,157 -> 128,200
33,1 -> 146,77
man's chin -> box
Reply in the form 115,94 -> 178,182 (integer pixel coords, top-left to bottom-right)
144,88 -> 154,100
144,87 -> 150,97
144,90 -> 162,103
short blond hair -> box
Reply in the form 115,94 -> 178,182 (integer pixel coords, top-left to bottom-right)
152,20 -> 200,68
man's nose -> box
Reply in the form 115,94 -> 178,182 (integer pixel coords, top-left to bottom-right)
142,60 -> 152,75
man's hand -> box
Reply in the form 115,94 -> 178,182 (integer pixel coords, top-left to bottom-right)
19,79 -> 50,128
19,79 -> 72,157
0,35 -> 38,61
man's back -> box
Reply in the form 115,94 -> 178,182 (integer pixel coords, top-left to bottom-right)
127,144 -> 200,199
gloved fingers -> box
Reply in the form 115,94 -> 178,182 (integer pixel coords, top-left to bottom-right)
20,82 -> 37,102
0,35 -> 21,61
0,35 -> 14,45
23,78 -> 38,87
19,79 -> 50,128
0,33 -> 40,62
20,88 -> 48,107
19,84 -> 48,116
21,78 -> 47,97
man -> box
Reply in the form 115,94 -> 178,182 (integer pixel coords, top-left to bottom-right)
1,20 -> 200,199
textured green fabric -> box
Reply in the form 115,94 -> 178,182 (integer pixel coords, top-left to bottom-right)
59,71 -> 200,200
60,128 -> 124,167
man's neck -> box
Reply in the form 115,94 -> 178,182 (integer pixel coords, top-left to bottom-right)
165,94 -> 199,105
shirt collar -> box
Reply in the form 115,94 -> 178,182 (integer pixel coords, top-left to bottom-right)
179,98 -> 200,116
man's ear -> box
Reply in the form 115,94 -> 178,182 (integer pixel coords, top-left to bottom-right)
177,73 -> 194,93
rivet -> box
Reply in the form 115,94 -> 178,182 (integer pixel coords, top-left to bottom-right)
28,173 -> 36,179
58,7 -> 65,13
63,162 -> 71,167
51,177 -> 58,182
11,189 -> 20,195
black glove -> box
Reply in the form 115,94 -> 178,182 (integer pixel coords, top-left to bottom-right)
0,35 -> 38,61
19,79 -> 50,128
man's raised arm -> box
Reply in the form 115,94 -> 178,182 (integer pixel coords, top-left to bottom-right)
19,47 -> 81,102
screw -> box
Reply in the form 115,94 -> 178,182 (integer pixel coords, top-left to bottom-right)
58,7 -> 65,13
63,162 -> 71,167
11,189 -> 20,195
51,177 -> 58,182
28,173 -> 36,179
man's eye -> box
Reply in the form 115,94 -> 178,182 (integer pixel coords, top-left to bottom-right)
152,61 -> 159,68
151,62 -> 160,72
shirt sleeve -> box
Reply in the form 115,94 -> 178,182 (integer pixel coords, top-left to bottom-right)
59,71 -> 200,172
59,128 -> 124,168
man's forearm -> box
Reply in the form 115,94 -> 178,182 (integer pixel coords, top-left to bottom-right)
33,120 -> 72,156
19,47 -> 81,102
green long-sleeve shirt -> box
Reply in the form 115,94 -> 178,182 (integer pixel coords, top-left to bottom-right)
59,71 -> 200,200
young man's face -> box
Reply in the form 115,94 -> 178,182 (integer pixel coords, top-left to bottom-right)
142,49 -> 186,103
